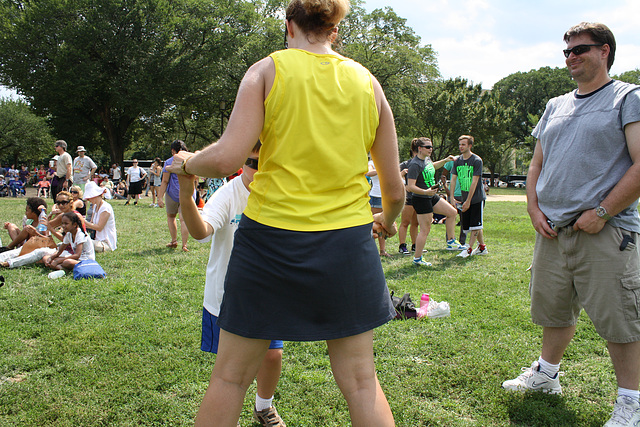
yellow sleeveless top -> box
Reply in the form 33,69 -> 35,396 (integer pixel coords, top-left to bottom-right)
244,49 -> 379,231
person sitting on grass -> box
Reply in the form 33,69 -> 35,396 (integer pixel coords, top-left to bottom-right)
43,212 -> 94,275
171,141 -> 286,426
83,182 -> 117,253
46,191 -> 86,242
3,197 -> 49,250
69,185 -> 87,216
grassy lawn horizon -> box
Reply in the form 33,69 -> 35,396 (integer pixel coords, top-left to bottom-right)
0,195 -> 620,426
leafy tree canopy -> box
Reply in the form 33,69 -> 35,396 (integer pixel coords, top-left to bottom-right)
0,98 -> 53,166
492,66 -> 576,147
0,0 -> 261,164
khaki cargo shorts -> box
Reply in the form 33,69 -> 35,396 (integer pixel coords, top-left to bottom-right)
530,224 -> 640,343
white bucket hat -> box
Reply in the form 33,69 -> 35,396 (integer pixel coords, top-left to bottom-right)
83,181 -> 106,200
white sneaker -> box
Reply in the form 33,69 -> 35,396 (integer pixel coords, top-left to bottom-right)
501,361 -> 562,394
427,301 -> 450,318
604,396 -> 640,427
472,246 -> 488,255
457,248 -> 472,258
413,257 -> 432,267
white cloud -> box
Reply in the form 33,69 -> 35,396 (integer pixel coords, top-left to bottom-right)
364,0 -> 640,88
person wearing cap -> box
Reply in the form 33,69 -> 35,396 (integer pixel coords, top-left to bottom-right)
53,140 -> 72,202
73,146 -> 97,192
83,181 -> 117,252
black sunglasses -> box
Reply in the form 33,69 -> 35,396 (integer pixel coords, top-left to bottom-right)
563,44 -> 603,58
70,190 -> 79,194
56,200 -> 70,205
244,157 -> 259,170
420,145 -> 433,149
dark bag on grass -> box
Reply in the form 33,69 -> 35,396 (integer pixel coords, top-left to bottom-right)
73,259 -> 106,280
390,291 -> 417,319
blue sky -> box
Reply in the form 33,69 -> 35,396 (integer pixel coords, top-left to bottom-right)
1,0 -> 637,98
363,0 -> 640,88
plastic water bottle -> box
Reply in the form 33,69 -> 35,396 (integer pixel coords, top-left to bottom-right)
36,207 -> 47,233
417,293 -> 430,318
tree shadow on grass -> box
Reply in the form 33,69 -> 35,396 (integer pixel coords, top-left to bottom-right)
504,392 -> 594,426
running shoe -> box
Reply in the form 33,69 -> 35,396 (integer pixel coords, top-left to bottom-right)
446,238 -> 466,251
398,244 -> 410,255
413,257 -> 432,267
457,248 -> 473,258
604,396 -> 640,427
472,246 -> 489,256
253,406 -> 286,427
501,361 -> 562,394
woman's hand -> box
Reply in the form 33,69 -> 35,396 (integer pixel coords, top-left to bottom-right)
166,151 -> 197,175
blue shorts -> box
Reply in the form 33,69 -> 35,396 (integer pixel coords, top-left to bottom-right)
369,195 -> 382,209
201,307 -> 284,353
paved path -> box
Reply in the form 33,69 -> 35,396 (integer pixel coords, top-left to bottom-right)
486,194 -> 526,202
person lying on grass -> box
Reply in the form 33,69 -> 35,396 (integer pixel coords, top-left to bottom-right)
43,212 -> 95,272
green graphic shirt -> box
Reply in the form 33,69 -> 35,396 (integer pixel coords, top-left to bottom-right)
452,154 -> 486,204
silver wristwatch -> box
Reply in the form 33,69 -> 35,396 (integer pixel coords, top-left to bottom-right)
595,205 -> 612,221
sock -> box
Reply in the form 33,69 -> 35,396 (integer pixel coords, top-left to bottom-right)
537,357 -> 560,378
618,387 -> 640,401
255,393 -> 274,412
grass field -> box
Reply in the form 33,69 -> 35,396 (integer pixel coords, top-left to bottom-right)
0,195 -> 619,426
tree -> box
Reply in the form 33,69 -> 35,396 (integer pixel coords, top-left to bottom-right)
339,4 -> 439,137
0,98 -> 53,165
0,0 -> 260,164
492,67 -> 576,148
614,69 -> 640,85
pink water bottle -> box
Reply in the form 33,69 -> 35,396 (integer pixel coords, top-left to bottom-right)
418,293 -> 430,318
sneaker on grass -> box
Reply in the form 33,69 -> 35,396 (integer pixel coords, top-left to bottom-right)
398,243 -> 410,255
605,396 -> 640,427
413,257 -> 432,267
427,301 -> 450,318
457,248 -> 473,258
253,406 -> 286,427
446,238 -> 466,251
472,245 -> 488,256
501,361 -> 562,394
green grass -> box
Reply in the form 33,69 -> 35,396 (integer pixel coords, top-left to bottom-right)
0,197 -> 618,426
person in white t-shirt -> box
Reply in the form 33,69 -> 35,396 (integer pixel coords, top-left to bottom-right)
172,141 -> 286,425
43,212 -> 95,272
83,182 -> 117,252
125,159 -> 147,206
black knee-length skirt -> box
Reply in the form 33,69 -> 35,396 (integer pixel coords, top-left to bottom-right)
217,215 -> 395,341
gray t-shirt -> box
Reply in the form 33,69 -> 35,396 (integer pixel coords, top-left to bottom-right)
451,153 -> 485,204
532,80 -> 640,232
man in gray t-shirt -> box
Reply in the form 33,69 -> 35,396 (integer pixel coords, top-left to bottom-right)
502,22 -> 640,425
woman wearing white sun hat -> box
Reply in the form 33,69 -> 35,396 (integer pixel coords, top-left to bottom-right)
83,181 -> 117,252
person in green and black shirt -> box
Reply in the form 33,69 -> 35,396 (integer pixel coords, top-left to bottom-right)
406,137 -> 465,266
450,135 -> 487,258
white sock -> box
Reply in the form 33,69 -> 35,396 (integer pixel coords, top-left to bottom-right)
255,394 -> 273,412
537,357 -> 560,378
618,387 -> 640,401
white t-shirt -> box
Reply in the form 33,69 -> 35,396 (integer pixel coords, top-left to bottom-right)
368,160 -> 381,198
92,201 -> 117,250
199,176 -> 249,316
112,167 -> 121,181
127,166 -> 144,183
63,229 -> 95,261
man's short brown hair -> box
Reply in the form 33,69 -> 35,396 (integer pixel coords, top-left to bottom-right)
458,135 -> 474,145
564,22 -> 616,71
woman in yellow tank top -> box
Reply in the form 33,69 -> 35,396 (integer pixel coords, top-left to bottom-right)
168,1 -> 404,425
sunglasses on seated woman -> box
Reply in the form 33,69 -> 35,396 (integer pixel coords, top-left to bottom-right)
56,199 -> 70,205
